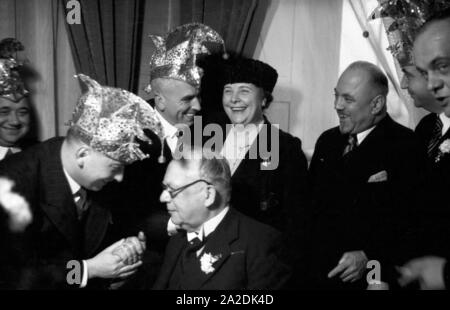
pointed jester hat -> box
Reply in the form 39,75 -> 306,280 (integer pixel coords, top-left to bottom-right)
145,23 -> 226,93
69,74 -> 165,164
370,0 -> 450,67
0,38 -> 29,102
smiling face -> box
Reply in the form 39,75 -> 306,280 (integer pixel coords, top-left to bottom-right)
0,97 -> 30,147
414,19 -> 450,117
334,68 -> 379,135
401,65 -> 442,113
154,78 -> 200,126
76,148 -> 125,191
222,83 -> 265,126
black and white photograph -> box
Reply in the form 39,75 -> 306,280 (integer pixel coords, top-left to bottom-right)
1,0 -> 450,296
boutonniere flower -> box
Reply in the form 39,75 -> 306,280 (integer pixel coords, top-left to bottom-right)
0,177 -> 32,232
199,252 -> 221,274
436,139 -> 450,162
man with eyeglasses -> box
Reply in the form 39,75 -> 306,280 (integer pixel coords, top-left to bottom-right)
153,149 -> 291,289
106,23 -> 227,288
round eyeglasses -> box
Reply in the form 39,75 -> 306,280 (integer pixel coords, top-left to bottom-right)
162,179 -> 212,199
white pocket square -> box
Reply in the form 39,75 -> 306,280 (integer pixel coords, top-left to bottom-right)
367,170 -> 388,183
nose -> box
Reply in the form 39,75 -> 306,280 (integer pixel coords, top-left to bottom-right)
8,111 -> 20,125
334,96 -> 344,111
160,189 -> 171,203
400,75 -> 408,89
191,97 -> 201,112
427,71 -> 443,94
114,168 -> 124,183
230,91 -> 240,103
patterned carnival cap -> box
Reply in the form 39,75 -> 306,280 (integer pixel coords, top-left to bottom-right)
145,23 -> 226,93
69,74 -> 165,164
369,0 -> 450,67
0,38 -> 29,102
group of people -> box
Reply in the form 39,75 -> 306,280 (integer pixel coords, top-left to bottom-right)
0,5 -> 450,290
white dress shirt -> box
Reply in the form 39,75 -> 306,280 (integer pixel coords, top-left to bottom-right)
186,206 -> 230,257
439,113 -> 450,136
62,168 -> 88,288
221,122 -> 264,175
0,146 -> 21,160
155,110 -> 179,154
356,126 -> 375,146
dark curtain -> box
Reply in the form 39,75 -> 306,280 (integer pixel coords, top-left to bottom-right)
62,0 -> 145,92
179,0 -> 269,57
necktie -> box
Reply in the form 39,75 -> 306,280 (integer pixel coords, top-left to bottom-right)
4,148 -> 14,159
428,116 -> 443,159
343,134 -> 357,156
74,188 -> 89,220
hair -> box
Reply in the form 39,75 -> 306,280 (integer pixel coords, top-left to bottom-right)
176,147 -> 232,206
263,90 -> 274,109
346,61 -> 389,97
66,126 -> 91,146
416,7 -> 450,39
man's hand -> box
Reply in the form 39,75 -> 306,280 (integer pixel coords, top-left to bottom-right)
86,238 -> 143,280
397,256 -> 446,290
328,250 -> 368,283
113,231 -> 146,265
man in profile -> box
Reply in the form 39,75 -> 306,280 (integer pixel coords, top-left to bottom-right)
0,74 -> 164,289
308,61 -> 426,289
154,148 -> 291,289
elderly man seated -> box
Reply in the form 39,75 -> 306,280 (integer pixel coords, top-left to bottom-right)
153,147 -> 292,290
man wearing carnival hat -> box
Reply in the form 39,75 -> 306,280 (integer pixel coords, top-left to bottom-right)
113,23 -> 226,287
397,6 -> 450,290
0,74 -> 164,289
0,38 -> 35,161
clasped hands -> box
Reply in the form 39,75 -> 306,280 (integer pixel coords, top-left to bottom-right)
86,231 -> 146,280
397,256 -> 447,290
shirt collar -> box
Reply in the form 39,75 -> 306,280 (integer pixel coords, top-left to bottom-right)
439,113 -> 450,136
356,126 -> 376,145
155,109 -> 178,139
0,146 -> 21,160
63,168 -> 81,195
187,206 -> 230,242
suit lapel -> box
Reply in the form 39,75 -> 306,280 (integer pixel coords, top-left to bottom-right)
39,138 -> 83,252
233,119 -> 273,177
341,116 -> 393,181
83,196 -> 112,257
194,209 -> 239,289
155,233 -> 186,289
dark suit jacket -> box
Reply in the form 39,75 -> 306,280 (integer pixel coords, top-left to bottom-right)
101,123 -> 174,289
0,137 -> 115,289
153,208 -> 291,290
226,120 -> 308,233
308,115 -> 427,288
415,113 -> 450,258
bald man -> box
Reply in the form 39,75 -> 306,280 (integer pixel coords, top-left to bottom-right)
308,61 -> 427,289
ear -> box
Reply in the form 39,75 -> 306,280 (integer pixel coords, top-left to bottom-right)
154,91 -> 165,112
75,146 -> 90,169
370,95 -> 386,115
204,185 -> 217,208
261,97 -> 267,109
